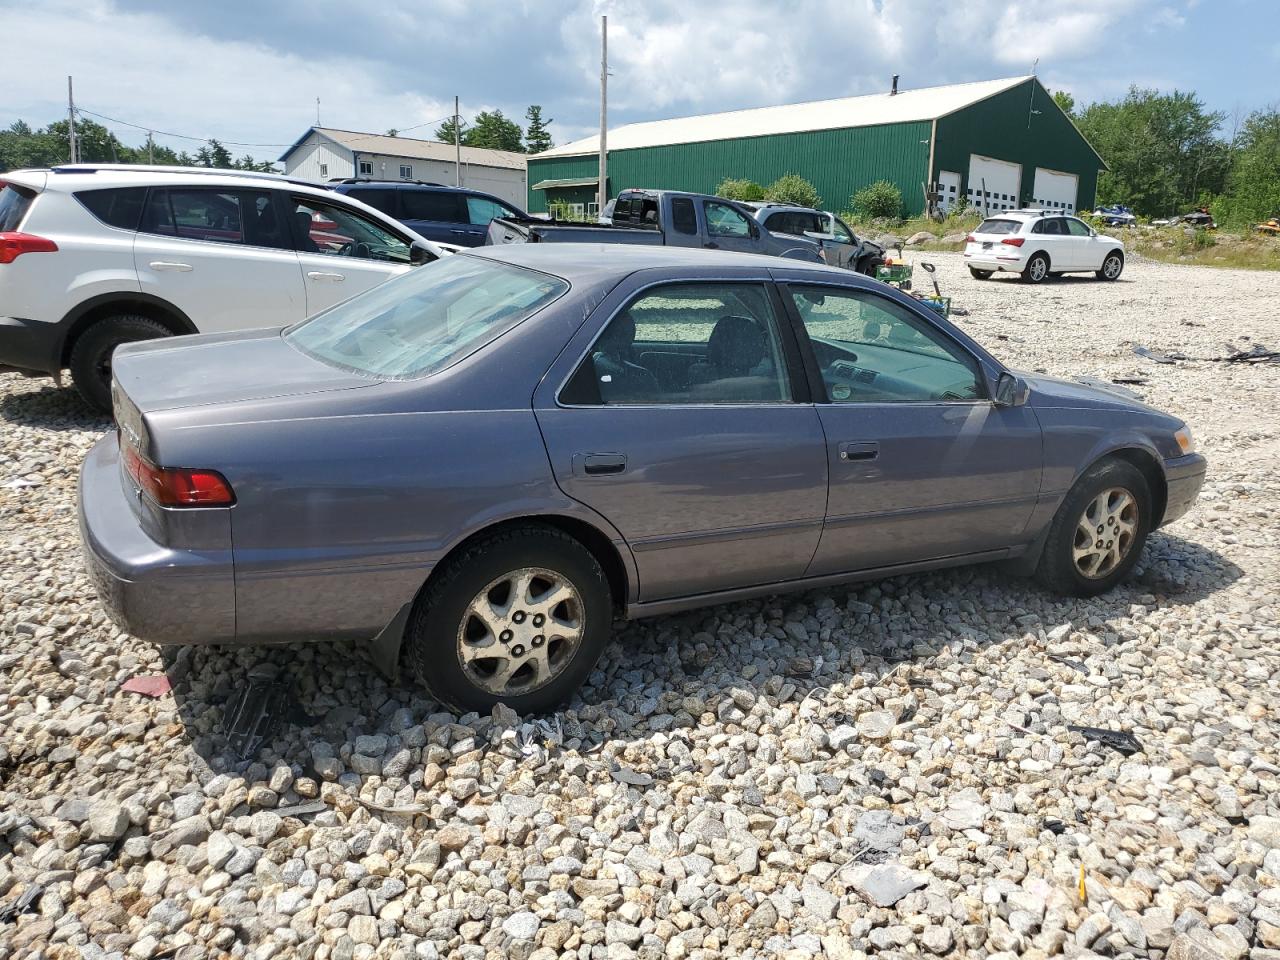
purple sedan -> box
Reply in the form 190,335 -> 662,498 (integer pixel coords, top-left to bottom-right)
79,245 -> 1205,712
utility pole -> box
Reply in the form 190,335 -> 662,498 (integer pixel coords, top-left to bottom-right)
316,97 -> 321,126
454,95 -> 461,187
598,15 -> 608,215
147,131 -> 154,164
67,76 -> 78,164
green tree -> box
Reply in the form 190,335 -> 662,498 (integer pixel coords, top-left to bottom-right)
850,180 -> 903,220
716,177 -> 766,201
434,116 -> 467,144
765,173 -> 820,208
1052,90 -> 1075,117
465,110 -> 524,152
194,139 -> 234,168
1217,108 -> 1280,227
524,105 -> 554,154
1075,87 -> 1229,216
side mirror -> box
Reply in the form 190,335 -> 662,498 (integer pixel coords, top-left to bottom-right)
409,239 -> 436,265
995,372 -> 1030,407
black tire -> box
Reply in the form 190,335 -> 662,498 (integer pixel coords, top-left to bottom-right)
405,525 -> 613,714
69,315 -> 172,412
1022,253 -> 1050,284
1097,250 -> 1124,281
1035,459 -> 1152,597
969,268 -> 993,280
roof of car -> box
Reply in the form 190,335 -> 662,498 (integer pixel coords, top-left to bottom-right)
13,164 -> 331,194
466,242 -> 859,284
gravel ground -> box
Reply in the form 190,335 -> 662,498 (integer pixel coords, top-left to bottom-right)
1,252 -> 1278,960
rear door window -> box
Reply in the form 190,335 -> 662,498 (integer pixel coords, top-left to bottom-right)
670,197 -> 697,235
345,188 -> 399,217
139,188 -> 289,248
76,187 -> 147,230
975,218 -> 1021,235
0,183 -> 36,231
400,190 -> 466,223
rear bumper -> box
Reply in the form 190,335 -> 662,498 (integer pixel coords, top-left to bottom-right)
78,432 -> 237,645
0,316 -> 63,375
1161,453 -> 1206,526
963,249 -> 1027,272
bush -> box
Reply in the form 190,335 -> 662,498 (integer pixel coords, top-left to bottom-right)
851,180 -> 902,220
765,174 -> 820,208
716,178 -> 766,202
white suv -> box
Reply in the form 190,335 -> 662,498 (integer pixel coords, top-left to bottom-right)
0,164 -> 445,409
963,210 -> 1124,284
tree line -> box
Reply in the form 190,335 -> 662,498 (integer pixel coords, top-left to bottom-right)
0,118 -> 275,173
1054,87 -> 1279,227
432,105 -> 553,154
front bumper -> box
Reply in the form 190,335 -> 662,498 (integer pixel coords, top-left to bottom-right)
0,316 -> 64,376
1161,453 -> 1207,526
78,432 -> 236,645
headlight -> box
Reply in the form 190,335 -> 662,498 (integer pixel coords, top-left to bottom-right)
1174,425 -> 1196,455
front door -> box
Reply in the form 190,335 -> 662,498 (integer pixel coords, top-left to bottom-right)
285,194 -> 414,316
535,278 -> 828,601
133,186 -> 305,333
701,199 -> 758,254
781,283 -> 1042,574
1063,216 -> 1101,270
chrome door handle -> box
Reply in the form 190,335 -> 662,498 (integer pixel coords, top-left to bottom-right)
149,261 -> 192,272
838,441 -> 879,462
450,229 -> 471,235
307,272 -> 345,282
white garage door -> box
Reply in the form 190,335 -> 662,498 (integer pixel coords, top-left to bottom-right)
1032,168 -> 1079,214
967,155 -> 1022,215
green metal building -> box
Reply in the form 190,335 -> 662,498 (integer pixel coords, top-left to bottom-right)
527,76 -> 1105,220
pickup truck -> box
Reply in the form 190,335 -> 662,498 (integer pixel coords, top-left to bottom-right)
486,189 -> 824,262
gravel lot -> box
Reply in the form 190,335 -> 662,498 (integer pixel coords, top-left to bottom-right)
2,252 -> 1278,960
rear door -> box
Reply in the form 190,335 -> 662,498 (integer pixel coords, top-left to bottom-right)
285,194 -> 414,316
133,186 -> 305,333
534,273 -> 828,601
1031,217 -> 1071,268
398,189 -> 471,245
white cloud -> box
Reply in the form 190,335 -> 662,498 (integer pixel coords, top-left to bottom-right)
1,0 -> 457,158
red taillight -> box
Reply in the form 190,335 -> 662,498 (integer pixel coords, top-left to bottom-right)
964,234 -> 976,243
0,232 -> 58,264
1001,237 -> 1025,247
122,442 -> 234,507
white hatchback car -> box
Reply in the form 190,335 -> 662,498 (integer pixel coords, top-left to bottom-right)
963,210 -> 1124,284
0,165 -> 445,409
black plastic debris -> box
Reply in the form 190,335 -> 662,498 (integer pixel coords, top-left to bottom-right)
275,801 -> 328,819
1050,655 -> 1088,675
1042,818 -> 1068,835
1112,376 -> 1148,386
0,883 -> 43,924
1068,725 -> 1142,756
1133,345 -> 1188,364
222,669 -> 294,761
1214,342 -> 1280,364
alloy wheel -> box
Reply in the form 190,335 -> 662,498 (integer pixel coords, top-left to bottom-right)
1103,255 -> 1122,279
1029,257 -> 1047,282
456,567 -> 584,696
1072,487 -> 1139,579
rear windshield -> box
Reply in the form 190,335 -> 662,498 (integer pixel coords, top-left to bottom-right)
976,218 -> 1021,235
0,183 -> 36,231
285,255 -> 568,379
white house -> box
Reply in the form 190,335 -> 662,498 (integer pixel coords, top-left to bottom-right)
279,127 -> 527,209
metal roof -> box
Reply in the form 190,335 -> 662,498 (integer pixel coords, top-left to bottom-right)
280,127 -> 527,170
538,76 -> 1033,159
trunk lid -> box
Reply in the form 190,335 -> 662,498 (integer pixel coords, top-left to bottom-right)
111,327 -> 375,416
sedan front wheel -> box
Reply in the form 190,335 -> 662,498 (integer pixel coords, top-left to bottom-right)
406,525 -> 613,713
1035,459 -> 1151,597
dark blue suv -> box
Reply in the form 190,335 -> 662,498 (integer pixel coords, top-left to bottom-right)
331,181 -> 528,248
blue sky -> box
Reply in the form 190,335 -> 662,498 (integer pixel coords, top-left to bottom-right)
2,0 -> 1276,161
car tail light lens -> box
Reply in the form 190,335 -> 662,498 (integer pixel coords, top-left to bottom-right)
1001,237 -> 1025,247
964,234 -> 976,243
0,232 -> 58,264
122,442 -> 235,507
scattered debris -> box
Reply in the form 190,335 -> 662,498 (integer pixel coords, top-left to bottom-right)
1042,818 -> 1068,835
222,672 -> 292,761
275,801 -> 329,819
1,477 -> 41,490
1068,725 -> 1142,756
1111,376 -> 1148,385
1133,345 -> 1188,364
1073,376 -> 1141,399
1049,655 -> 1088,675
121,674 -> 172,698
1213,342 -> 1280,364
0,883 -> 43,924
355,796 -> 429,817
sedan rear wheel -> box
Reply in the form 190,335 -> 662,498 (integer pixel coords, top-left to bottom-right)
1035,459 -> 1151,597
406,525 -> 612,713
1022,253 -> 1050,284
